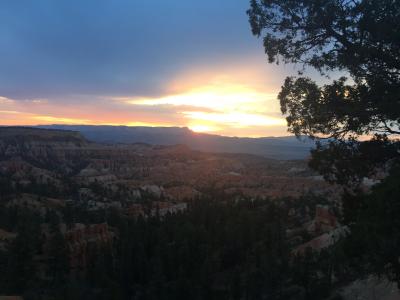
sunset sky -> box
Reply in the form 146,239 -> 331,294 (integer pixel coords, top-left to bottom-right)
0,0 -> 322,137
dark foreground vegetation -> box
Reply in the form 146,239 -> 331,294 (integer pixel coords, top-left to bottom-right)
0,197 -> 316,300
0,166 -> 399,300
248,0 -> 400,294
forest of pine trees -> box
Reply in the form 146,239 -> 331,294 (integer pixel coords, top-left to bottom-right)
0,196 -> 358,300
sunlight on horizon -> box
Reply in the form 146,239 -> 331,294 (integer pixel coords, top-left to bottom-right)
0,75 -> 289,137
188,124 -> 221,133
117,80 -> 286,135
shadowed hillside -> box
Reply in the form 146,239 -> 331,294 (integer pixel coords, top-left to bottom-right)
36,125 -> 315,160
0,127 -> 87,144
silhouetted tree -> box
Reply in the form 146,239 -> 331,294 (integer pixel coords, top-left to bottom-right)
5,211 -> 41,293
248,0 -> 399,187
248,0 -> 400,285
47,213 -> 69,289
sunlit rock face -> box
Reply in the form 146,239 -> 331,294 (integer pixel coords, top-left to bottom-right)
0,127 -> 339,205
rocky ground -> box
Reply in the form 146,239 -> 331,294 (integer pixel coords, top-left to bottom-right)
0,127 -> 339,209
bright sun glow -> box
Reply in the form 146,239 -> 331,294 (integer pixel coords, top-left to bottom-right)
189,124 -> 220,133
116,82 -> 284,134
184,111 -> 285,128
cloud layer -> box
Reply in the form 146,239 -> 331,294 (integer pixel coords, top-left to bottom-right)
0,0 -> 297,136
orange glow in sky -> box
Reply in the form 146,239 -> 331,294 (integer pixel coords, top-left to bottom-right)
0,68 -> 289,137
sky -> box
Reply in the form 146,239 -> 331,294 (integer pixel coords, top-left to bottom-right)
0,0 -> 314,137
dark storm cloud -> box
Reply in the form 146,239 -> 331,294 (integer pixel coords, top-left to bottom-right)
0,0 -> 258,100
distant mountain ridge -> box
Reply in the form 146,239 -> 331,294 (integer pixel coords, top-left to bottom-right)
0,126 -> 87,145
35,125 -> 315,160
